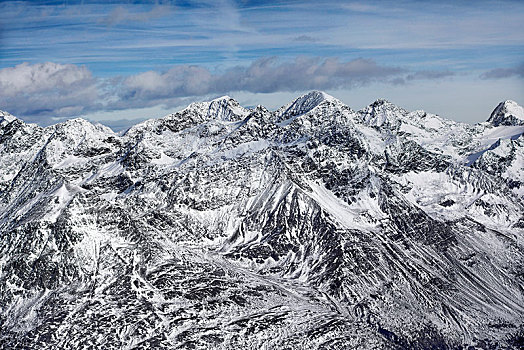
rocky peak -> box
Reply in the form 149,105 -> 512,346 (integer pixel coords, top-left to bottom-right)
124,96 -> 250,138
53,117 -> 114,134
358,99 -> 407,128
487,100 -> 524,126
47,118 -> 115,146
206,95 -> 250,121
180,95 -> 249,122
276,90 -> 340,123
0,110 -> 18,128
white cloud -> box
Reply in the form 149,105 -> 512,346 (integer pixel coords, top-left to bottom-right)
0,62 -> 98,121
0,62 -> 92,96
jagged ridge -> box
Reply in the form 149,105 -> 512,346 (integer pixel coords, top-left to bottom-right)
0,93 -> 523,349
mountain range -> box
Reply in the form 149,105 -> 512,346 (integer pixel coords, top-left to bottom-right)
0,91 -> 523,349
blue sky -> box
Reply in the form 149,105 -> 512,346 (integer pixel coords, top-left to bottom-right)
0,0 -> 523,129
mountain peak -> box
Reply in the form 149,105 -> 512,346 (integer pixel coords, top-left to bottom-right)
180,95 -> 249,122
370,98 -> 395,107
0,110 -> 17,124
276,90 -> 339,123
211,95 -> 233,102
487,100 -> 524,126
52,117 -> 115,138
358,99 -> 406,127
207,95 -> 249,121
295,90 -> 338,106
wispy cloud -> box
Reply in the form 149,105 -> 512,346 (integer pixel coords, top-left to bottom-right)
293,35 -> 318,42
98,4 -> 174,26
389,69 -> 456,85
480,62 -> 524,80
406,70 -> 455,81
2,0 -> 523,74
341,3 -> 382,13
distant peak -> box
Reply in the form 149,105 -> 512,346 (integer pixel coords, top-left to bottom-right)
208,95 -> 239,109
254,105 -> 269,113
358,99 -> 407,128
207,95 -> 248,121
299,90 -> 337,103
487,100 -> 524,126
56,117 -> 95,128
371,98 -> 394,106
211,95 -> 233,102
502,99 -> 520,106
0,110 -> 17,124
53,117 -> 115,135
362,99 -> 404,113
311,90 -> 334,98
278,90 -> 339,119
180,95 -> 248,122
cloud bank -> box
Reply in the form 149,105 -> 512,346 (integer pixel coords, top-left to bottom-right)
480,63 -> 524,80
0,62 -> 98,122
117,57 -> 405,109
0,57 -> 505,123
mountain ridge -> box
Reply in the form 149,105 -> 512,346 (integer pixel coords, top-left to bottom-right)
1,91 -> 522,135
0,92 -> 523,349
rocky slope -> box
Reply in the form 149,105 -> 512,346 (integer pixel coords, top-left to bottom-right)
0,92 -> 523,349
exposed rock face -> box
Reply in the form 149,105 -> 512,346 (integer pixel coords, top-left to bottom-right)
0,92 -> 523,349
487,100 -> 524,127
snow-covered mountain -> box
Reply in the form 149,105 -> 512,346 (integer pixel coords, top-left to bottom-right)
487,100 -> 524,127
0,92 -> 523,349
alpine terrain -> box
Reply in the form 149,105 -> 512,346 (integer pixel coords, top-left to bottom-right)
0,92 -> 523,349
